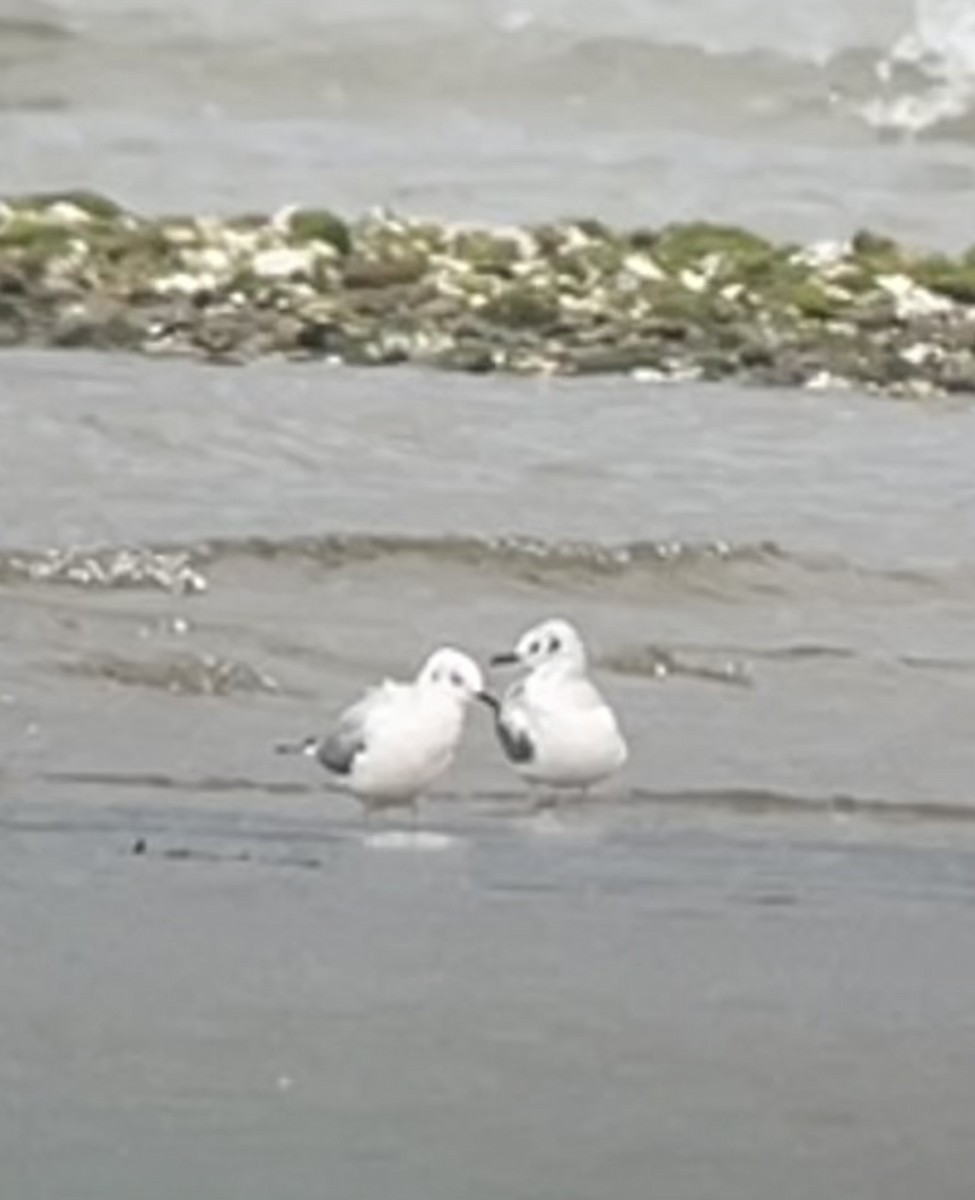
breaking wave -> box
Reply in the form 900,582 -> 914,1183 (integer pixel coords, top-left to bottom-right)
5,0 -> 975,140
0,1 -> 966,137
60,651 -> 281,696
0,529 -> 963,605
851,0 -> 975,135
0,532 -> 782,593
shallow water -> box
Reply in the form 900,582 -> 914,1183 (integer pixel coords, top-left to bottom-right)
2,350 -> 975,1196
4,796 -> 975,1200
2,349 -> 975,811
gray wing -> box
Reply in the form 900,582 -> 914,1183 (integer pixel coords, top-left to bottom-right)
315,680 -> 399,776
494,679 -> 535,765
316,715 -> 367,775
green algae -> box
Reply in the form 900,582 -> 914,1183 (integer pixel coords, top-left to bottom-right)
448,230 -> 525,276
651,222 -> 774,272
0,218 -> 75,253
782,280 -> 847,321
8,190 -> 125,220
480,286 -> 560,330
287,209 -> 351,255
912,256 -> 975,304
0,193 -> 973,395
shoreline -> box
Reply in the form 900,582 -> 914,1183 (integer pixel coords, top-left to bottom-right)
2,190 -> 975,395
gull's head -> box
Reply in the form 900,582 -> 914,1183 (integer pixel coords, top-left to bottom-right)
417,646 -> 487,705
491,618 -> 587,673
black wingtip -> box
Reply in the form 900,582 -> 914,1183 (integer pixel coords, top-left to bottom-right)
496,721 -> 535,764
490,651 -> 520,667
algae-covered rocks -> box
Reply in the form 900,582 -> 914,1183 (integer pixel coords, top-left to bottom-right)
1,191 -> 975,396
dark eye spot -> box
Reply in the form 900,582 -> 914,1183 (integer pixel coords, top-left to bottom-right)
449,670 -> 463,687
549,636 -> 561,652
529,641 -> 541,654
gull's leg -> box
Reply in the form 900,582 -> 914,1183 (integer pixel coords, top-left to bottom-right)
530,786 -> 557,814
360,799 -> 378,834
526,782 -> 541,813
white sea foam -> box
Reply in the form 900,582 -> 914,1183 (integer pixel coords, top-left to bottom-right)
859,0 -> 975,134
363,829 -> 460,851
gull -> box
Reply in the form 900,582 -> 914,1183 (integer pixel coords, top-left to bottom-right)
487,618 -> 627,801
278,647 -> 489,812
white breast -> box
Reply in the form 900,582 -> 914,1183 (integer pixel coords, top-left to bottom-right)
510,670 -> 627,788
351,691 -> 464,803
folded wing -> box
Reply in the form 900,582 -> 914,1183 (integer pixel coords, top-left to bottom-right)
317,679 -> 403,776
494,680 -> 536,764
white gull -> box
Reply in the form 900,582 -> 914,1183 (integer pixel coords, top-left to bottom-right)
488,618 -> 627,799
279,647 -> 488,811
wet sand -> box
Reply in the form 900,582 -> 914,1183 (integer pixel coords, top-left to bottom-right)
3,790 -> 975,1200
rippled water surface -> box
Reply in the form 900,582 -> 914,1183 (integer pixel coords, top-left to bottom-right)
3,348 -> 975,813
4,0 -> 975,246
2,351 -> 975,1200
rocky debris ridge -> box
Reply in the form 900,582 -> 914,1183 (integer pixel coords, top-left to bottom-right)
2,190 -> 975,396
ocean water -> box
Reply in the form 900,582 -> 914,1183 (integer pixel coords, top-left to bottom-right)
2,0 -> 975,245
3,3 -> 975,1197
